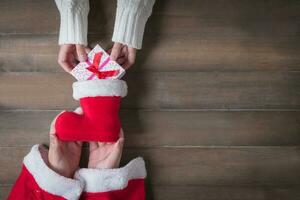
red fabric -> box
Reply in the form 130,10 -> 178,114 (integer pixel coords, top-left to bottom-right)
87,67 -> 120,79
8,159 -> 146,200
7,165 -> 65,200
80,179 -> 145,200
55,96 -> 121,142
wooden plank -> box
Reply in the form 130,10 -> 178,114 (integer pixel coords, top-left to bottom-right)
0,110 -> 300,147
0,72 -> 299,110
1,185 -> 300,200
1,146 -> 300,186
150,186 -> 300,200
0,0 -> 300,34
153,0 -> 300,18
0,35 -> 60,72
0,0 -> 59,34
1,35 -> 300,72
0,186 -> 10,200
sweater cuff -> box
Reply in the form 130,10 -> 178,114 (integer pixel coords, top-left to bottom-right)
23,145 -> 83,200
112,0 -> 155,49
55,0 -> 89,45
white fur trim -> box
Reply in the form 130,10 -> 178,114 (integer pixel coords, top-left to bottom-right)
75,157 -> 146,193
23,145 -> 83,200
73,79 -> 127,100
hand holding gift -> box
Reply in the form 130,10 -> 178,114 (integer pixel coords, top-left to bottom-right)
55,44 -> 127,142
58,44 -> 89,73
71,45 -> 126,81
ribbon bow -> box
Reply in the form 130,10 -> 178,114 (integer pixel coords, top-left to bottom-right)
86,52 -> 120,80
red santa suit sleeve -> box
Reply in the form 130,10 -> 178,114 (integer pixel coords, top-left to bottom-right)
75,157 -> 147,200
7,145 -> 83,200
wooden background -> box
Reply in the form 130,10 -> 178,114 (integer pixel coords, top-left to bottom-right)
1,0 -> 300,199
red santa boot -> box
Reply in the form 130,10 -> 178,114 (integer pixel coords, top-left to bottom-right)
75,157 -> 147,200
7,145 -> 83,200
55,79 -> 127,142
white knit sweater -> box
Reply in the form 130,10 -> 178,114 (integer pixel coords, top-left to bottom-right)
55,0 -> 155,49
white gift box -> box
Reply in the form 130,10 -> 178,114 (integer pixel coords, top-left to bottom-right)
71,45 -> 125,81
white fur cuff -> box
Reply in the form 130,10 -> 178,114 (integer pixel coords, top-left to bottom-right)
75,157 -> 147,193
23,145 -> 83,200
73,79 -> 128,100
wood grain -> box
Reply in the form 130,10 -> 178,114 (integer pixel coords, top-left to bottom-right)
1,0 -> 300,73
1,185 -> 300,200
1,146 -> 300,186
150,185 -> 300,200
0,72 -> 299,110
0,110 -> 300,147
1,34 -> 300,72
1,0 -> 299,34
1,0 -> 300,199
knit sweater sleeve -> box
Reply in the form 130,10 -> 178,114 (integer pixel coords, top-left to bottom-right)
112,0 -> 155,49
55,0 -> 89,45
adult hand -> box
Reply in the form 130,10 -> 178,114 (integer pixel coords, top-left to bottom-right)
109,42 -> 137,69
48,109 -> 83,178
58,44 -> 90,73
88,130 -> 124,169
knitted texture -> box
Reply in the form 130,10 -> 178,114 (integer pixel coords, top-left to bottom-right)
55,0 -> 89,45
112,0 -> 155,49
55,0 -> 155,48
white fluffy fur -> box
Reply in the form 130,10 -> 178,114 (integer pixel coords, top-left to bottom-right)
73,79 -> 128,100
75,157 -> 147,193
23,145 -> 83,200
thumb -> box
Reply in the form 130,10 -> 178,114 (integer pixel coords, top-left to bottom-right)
49,111 -> 65,146
49,133 -> 59,147
76,44 -> 87,62
110,42 -> 122,61
107,137 -> 124,168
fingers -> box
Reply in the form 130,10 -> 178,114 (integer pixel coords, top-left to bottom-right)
110,42 -> 122,61
106,48 -> 112,55
49,111 -> 66,147
39,145 -> 50,165
74,107 -> 83,115
107,137 -> 124,168
116,57 -> 126,65
49,132 -> 59,147
89,142 -> 98,151
120,45 -> 127,58
49,111 -> 65,135
123,47 -> 136,69
49,116 -> 60,147
110,43 -> 136,69
85,46 -> 92,54
76,44 -> 88,62
58,45 -> 74,73
97,142 -> 105,148
119,128 -> 124,139
75,141 -> 83,147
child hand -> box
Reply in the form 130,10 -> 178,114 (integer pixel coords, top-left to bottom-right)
58,44 -> 90,73
109,42 -> 137,69
48,109 -> 83,178
88,130 -> 124,169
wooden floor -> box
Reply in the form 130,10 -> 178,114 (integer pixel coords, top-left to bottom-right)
1,0 -> 300,199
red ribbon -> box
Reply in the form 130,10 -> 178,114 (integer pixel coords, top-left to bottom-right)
86,52 -> 119,80
87,66 -> 120,79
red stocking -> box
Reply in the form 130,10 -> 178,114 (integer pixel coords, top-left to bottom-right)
55,79 -> 127,142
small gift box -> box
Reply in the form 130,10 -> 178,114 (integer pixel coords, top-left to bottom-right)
71,44 -> 125,81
